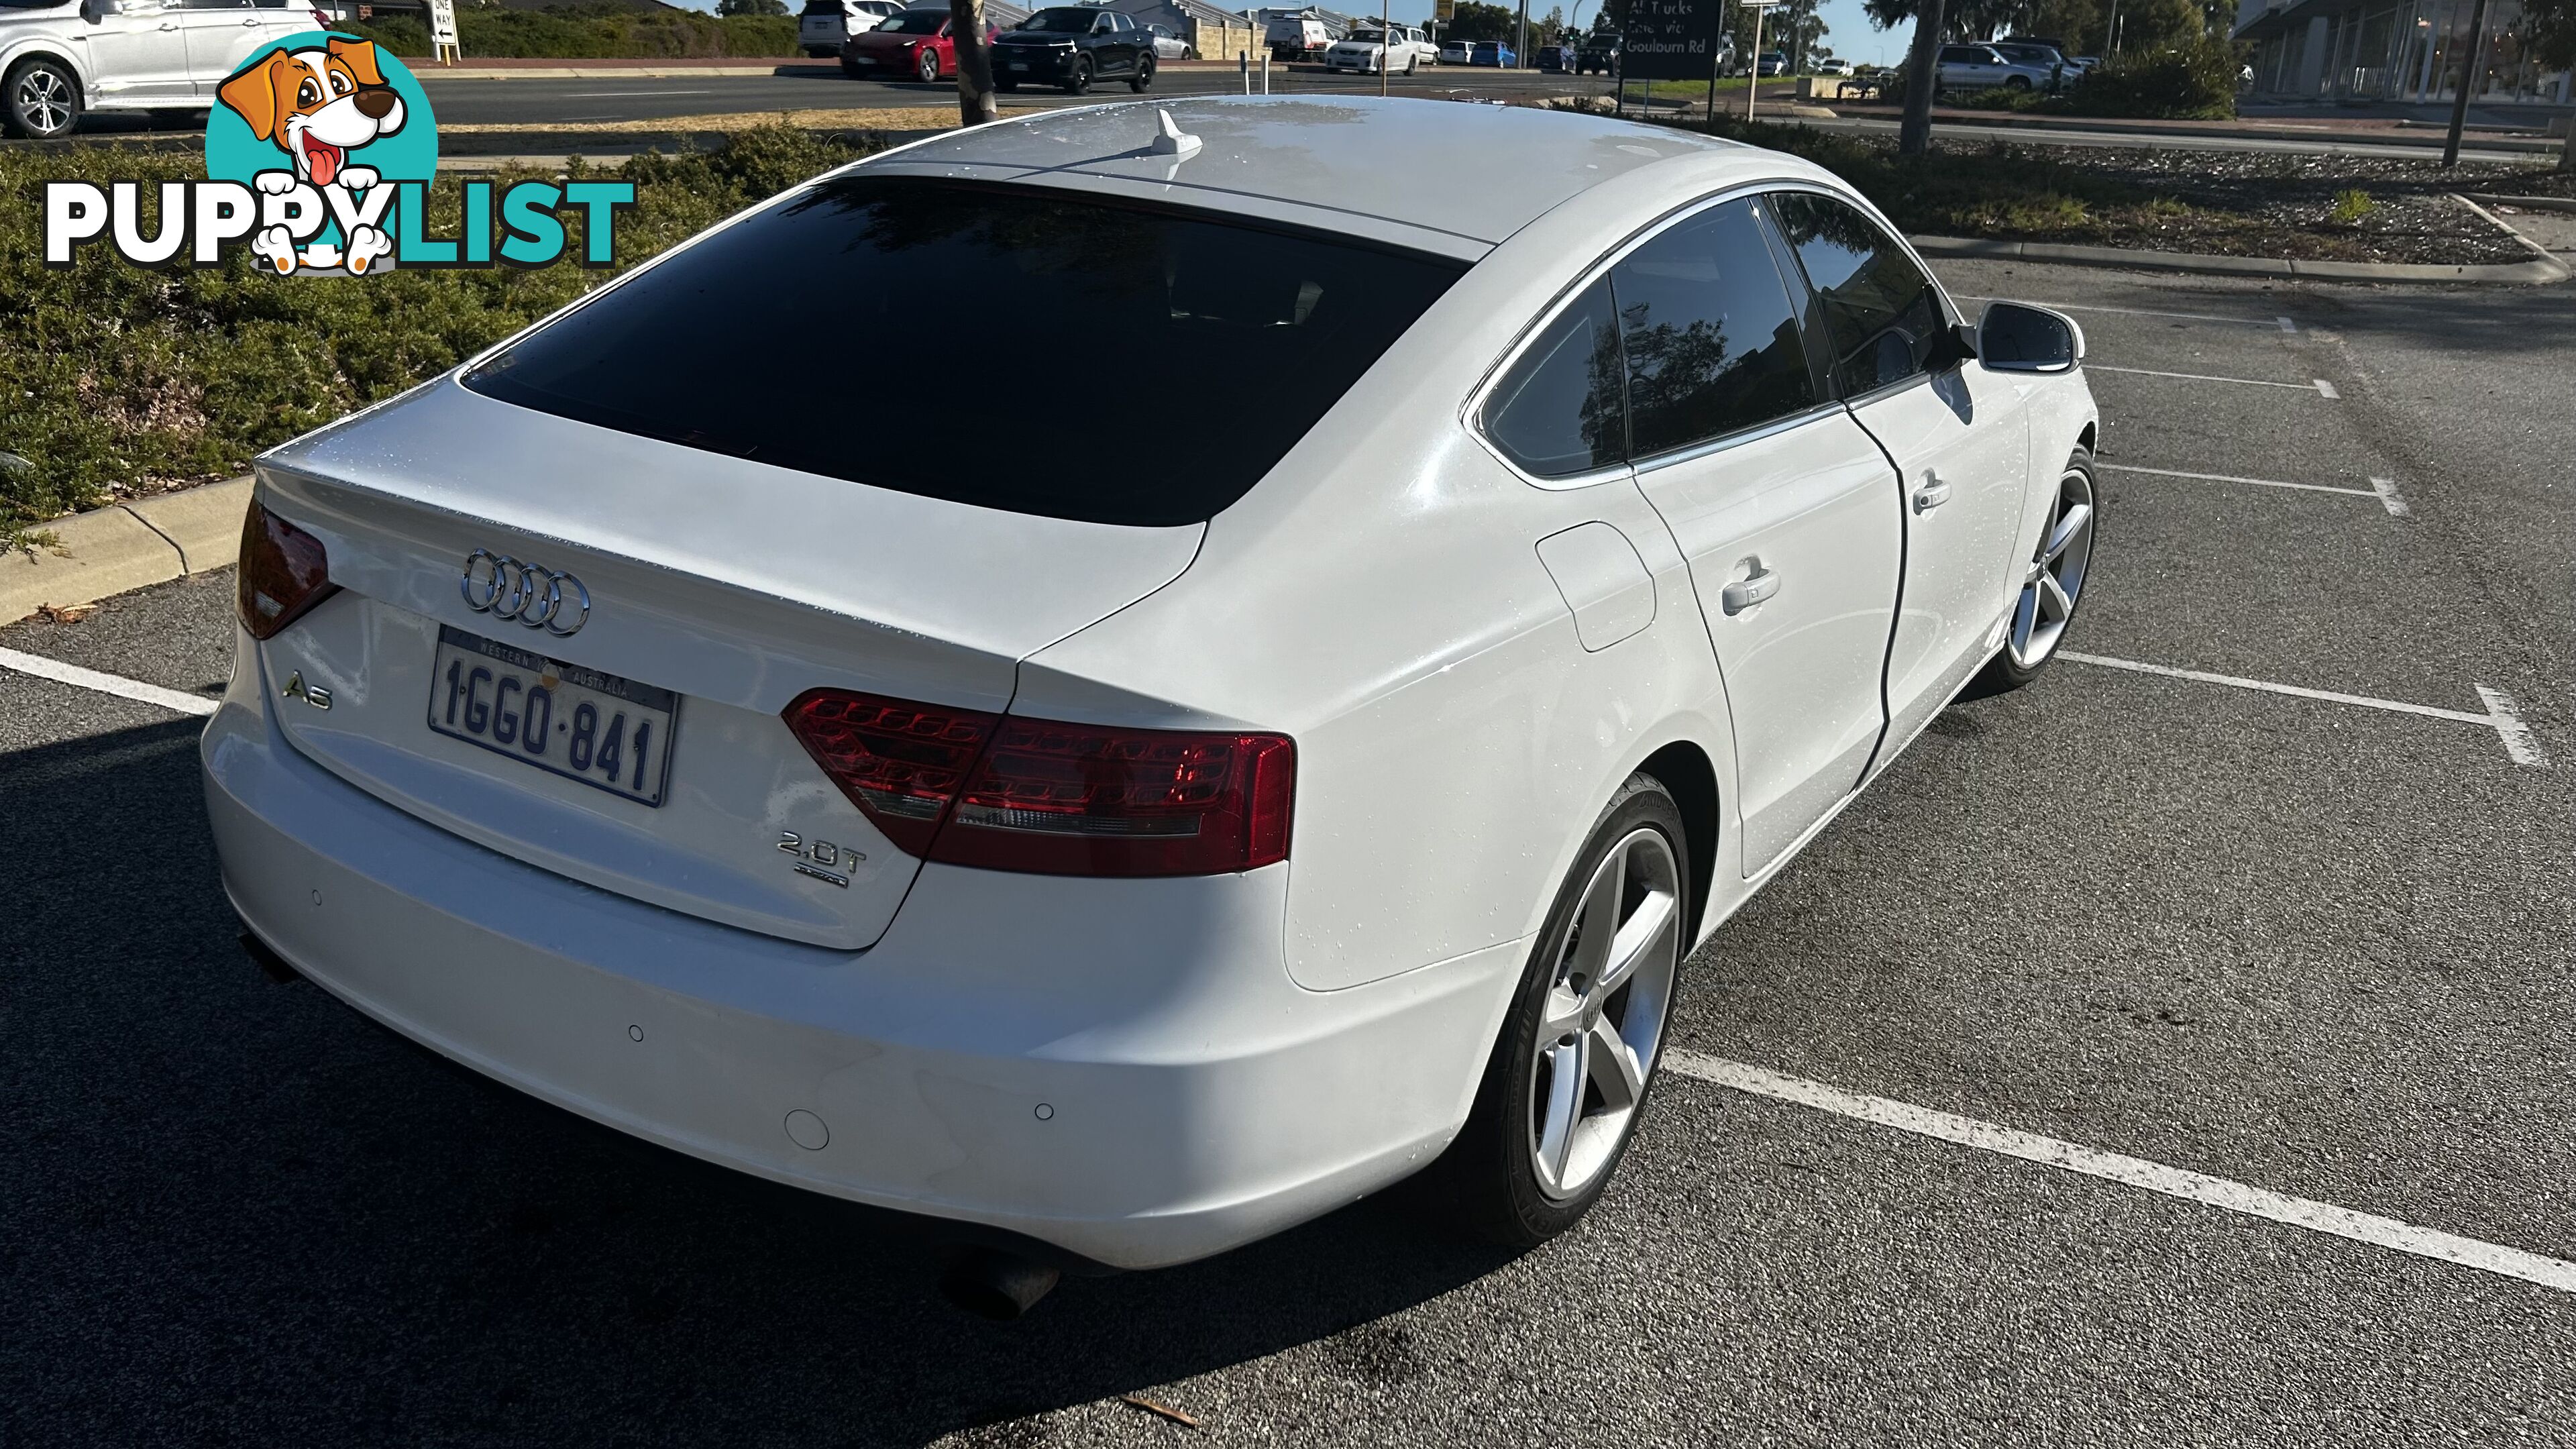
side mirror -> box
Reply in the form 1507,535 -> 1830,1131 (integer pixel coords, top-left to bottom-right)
82,0 -> 122,20
1924,320 -> 1980,372
1978,301 -> 2084,372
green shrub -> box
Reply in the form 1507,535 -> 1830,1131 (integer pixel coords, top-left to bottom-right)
2327,188 -> 2375,224
0,127 -> 864,531
1962,84 -> 2051,112
2062,34 -> 2245,119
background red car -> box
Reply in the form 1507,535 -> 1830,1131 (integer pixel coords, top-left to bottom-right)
841,9 -> 998,82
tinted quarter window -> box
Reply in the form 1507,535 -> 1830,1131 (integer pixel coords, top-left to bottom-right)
1772,191 -> 1945,395
1482,277 -> 1625,478
1610,198 -> 1815,457
465,179 -> 1463,527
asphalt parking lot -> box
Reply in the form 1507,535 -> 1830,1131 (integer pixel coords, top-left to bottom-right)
5,260 -> 2573,1446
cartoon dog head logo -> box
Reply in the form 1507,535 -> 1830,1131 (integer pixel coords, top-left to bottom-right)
213,36 -> 421,274
218,38 -> 404,189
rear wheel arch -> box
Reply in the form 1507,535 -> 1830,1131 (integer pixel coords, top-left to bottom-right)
6,48 -> 87,97
1635,739 -> 1718,943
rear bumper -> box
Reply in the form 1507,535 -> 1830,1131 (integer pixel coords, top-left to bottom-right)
201,631 -> 1520,1269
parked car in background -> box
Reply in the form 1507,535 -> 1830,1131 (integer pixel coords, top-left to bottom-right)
843,9 -> 996,82
801,0 -> 905,57
996,5 -> 1157,92
1439,36 -> 1475,64
1575,33 -> 1618,73
1990,40 -> 2068,87
1144,21 -> 1194,59
1534,42 -> 1573,71
1755,50 -> 1786,76
1326,24 -> 1435,73
1,0 -> 317,140
1933,42 -> 2053,91
1468,39 -> 1513,66
2063,54 -> 2102,78
1815,58 -> 1854,76
1267,14 -> 1331,60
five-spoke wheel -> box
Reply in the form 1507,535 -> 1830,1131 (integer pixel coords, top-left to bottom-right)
1440,774 -> 1689,1245
1974,445 -> 2096,695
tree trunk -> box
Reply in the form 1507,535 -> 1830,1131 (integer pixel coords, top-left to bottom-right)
1898,0 -> 1945,156
949,0 -> 1000,127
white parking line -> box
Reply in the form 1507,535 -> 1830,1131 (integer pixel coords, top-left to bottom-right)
564,89 -> 714,98
2060,651 -> 2548,769
2097,463 -> 2381,499
1666,1052 -> 2576,1296
1951,296 -> 2297,331
2371,476 -> 2412,518
2088,365 -> 2339,398
0,646 -> 219,717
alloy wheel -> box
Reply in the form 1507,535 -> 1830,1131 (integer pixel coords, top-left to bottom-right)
13,66 -> 73,138
1526,826 -> 1680,1202
2008,463 -> 2095,670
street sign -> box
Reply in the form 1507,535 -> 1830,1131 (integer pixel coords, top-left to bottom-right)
1435,0 -> 1454,17
427,0 -> 461,64
1621,0 -> 1720,81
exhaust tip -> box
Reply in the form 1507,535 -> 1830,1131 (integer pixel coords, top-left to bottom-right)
938,1248 -> 1063,1320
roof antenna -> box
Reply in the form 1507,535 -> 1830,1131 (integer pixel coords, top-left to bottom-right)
1150,109 -> 1202,159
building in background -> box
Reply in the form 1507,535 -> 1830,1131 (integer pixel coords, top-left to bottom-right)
2234,0 -> 2573,106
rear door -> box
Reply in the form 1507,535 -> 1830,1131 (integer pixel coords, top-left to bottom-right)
174,0 -> 273,95
1770,189 -> 2031,756
1612,195 -> 1903,873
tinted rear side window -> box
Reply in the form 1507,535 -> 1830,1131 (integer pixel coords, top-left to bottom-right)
1481,277 -> 1625,478
464,178 -> 1464,527
1609,197 -> 1814,456
1771,191 -> 1945,396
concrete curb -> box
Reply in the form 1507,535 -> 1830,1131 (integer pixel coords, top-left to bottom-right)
409,59 -> 1249,80
2467,193 -> 2576,216
1836,107 -> 2567,155
1909,234 -> 2573,284
3,477 -> 252,623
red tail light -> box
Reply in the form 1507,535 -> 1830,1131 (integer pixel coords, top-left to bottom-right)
236,496 -> 338,641
784,688 -> 1294,877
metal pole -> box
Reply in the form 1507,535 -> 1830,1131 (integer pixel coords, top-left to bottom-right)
1745,3 -> 1764,120
2440,0 -> 2489,165
1517,0 -> 1527,70
1241,46 -> 1250,91
1263,48 -> 1271,92
1381,0 -> 1390,95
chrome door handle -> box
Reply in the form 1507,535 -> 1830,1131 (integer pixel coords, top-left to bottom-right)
242,15 -> 260,22
1719,564 -> 1780,616
1913,476 -> 1952,513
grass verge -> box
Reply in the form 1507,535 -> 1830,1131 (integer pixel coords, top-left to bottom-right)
0,127 -> 869,544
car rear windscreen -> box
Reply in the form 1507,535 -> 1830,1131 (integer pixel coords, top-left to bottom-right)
464,178 -> 1464,527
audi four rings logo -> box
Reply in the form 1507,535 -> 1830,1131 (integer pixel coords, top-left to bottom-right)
460,550 -> 590,637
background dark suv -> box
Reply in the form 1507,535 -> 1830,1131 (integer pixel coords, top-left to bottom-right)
992,6 -> 1157,93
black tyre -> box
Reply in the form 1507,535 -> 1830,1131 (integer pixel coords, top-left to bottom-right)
1063,56 -> 1091,93
1436,774 -> 1690,1246
3,56 -> 81,141
1128,54 -> 1155,91
915,47 -> 942,81
2006,73 -> 2032,90
841,59 -> 865,78
1968,445 -> 2097,698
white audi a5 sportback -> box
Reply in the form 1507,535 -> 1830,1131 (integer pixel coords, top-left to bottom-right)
205,97 -> 2096,1301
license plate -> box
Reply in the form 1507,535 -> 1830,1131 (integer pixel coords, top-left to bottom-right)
1010,60 -> 1028,69
427,625 -> 677,807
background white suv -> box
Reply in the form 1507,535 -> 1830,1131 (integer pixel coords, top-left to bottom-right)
798,0 -> 902,58
3,0 -> 317,139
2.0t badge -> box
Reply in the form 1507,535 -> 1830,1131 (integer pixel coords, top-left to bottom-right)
460,549 -> 590,637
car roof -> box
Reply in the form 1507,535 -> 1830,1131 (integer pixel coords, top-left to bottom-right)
860,97 -> 1762,254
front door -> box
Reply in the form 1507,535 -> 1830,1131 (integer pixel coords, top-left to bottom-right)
85,0 -> 197,105
1613,195 -> 1904,873
1770,190 -> 2031,755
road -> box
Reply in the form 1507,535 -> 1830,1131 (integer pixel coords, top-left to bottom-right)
31,64 -> 2544,164
3,262 -> 2573,1446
